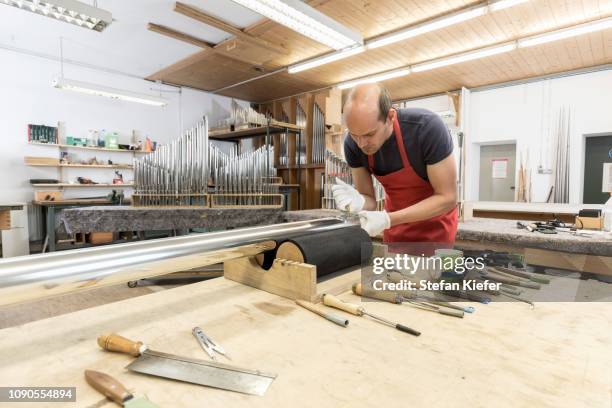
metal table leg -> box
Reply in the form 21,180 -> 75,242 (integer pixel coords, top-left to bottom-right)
47,206 -> 56,252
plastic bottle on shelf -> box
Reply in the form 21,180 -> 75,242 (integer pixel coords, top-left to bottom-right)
98,130 -> 105,147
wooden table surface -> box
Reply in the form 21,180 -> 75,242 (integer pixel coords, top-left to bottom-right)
0,273 -> 610,408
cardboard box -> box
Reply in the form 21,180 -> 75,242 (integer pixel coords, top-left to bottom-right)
87,232 -> 114,245
34,191 -> 63,201
575,216 -> 602,230
0,210 -> 10,230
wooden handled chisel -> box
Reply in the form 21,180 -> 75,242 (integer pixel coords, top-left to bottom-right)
85,370 -> 159,407
295,299 -> 349,327
352,283 -> 464,318
322,294 -> 421,336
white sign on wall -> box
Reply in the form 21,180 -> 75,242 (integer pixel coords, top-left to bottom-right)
492,159 -> 508,179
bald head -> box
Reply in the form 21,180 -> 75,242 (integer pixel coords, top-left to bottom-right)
343,83 -> 395,155
344,83 -> 391,123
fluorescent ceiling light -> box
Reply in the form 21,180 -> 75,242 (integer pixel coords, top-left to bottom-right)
0,0 -> 112,31
288,45 -> 365,73
488,0 -> 529,12
228,0 -> 362,50
367,5 -> 487,50
518,16 -> 612,48
52,78 -> 168,107
412,42 -> 516,72
337,68 -> 411,90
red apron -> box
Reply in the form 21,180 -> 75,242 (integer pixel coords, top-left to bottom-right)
368,113 -> 458,244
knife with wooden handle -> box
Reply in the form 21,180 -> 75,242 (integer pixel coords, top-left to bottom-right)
84,370 -> 159,407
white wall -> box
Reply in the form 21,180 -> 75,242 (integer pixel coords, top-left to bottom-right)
0,48 -> 246,203
465,69 -> 612,203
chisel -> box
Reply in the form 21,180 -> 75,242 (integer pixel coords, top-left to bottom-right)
322,294 -> 421,336
352,283 -> 464,318
85,370 -> 159,407
295,299 -> 349,327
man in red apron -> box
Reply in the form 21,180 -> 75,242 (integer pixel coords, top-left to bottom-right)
333,83 -> 458,244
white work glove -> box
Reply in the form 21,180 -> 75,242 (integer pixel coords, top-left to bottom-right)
332,178 -> 365,212
358,210 -> 391,237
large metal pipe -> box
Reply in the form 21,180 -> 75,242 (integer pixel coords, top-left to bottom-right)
0,218 -> 351,306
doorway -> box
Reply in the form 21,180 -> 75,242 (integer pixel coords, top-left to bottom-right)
583,134 -> 612,204
479,143 -> 516,202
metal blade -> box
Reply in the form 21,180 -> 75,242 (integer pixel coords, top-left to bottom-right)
126,350 -> 276,396
124,396 -> 160,408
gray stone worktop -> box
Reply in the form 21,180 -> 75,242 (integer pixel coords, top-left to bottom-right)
59,207 -> 611,256
60,206 -> 284,234
284,209 -> 612,257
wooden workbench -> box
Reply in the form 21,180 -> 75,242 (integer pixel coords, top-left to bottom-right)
0,272 -> 610,408
464,201 -> 606,223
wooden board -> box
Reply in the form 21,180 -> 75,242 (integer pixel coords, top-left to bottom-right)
224,256 -> 317,302
0,242 -> 275,307
0,272 -> 610,407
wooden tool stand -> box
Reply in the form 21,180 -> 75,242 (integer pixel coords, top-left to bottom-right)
223,242 -> 385,302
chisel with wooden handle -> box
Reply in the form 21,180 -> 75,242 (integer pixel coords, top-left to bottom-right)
85,370 -> 159,408
295,299 -> 349,327
97,333 -> 276,396
322,294 -> 421,336
352,283 -> 464,318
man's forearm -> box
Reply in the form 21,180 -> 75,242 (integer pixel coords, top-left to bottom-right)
388,194 -> 456,226
361,194 -> 378,211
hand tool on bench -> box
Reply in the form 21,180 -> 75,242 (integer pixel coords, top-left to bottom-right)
192,327 -> 231,361
352,283 -> 464,318
295,299 -> 349,327
97,333 -> 276,396
322,294 -> 421,336
479,269 -> 541,289
384,271 -> 476,313
85,370 -> 159,407
491,266 -> 550,284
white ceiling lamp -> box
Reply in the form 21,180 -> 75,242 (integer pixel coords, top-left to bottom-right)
337,68 -> 412,90
411,42 -> 516,72
488,0 -> 529,12
0,0 -> 112,31
518,16 -> 612,48
228,0 -> 362,50
287,0 -> 529,73
288,45 -> 365,73
367,5 -> 488,50
52,77 -> 168,106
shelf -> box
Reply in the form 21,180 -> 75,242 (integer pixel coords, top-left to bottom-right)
31,183 -> 134,188
27,163 -> 134,169
276,163 -> 325,170
210,122 -> 303,141
28,142 -> 151,154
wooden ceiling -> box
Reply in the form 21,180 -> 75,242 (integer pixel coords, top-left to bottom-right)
147,0 -> 612,103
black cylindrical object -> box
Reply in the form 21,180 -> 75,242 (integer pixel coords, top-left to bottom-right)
275,225 -> 372,277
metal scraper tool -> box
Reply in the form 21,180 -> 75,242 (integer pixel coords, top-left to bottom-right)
85,370 -> 159,407
98,333 -> 276,396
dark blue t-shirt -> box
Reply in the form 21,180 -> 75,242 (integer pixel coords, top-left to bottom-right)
344,108 -> 453,181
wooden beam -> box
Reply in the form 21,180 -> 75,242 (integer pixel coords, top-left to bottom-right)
174,2 -> 289,56
147,23 -> 215,49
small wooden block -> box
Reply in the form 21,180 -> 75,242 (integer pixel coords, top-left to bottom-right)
0,210 -> 10,230
87,232 -> 114,245
224,256 -> 317,302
